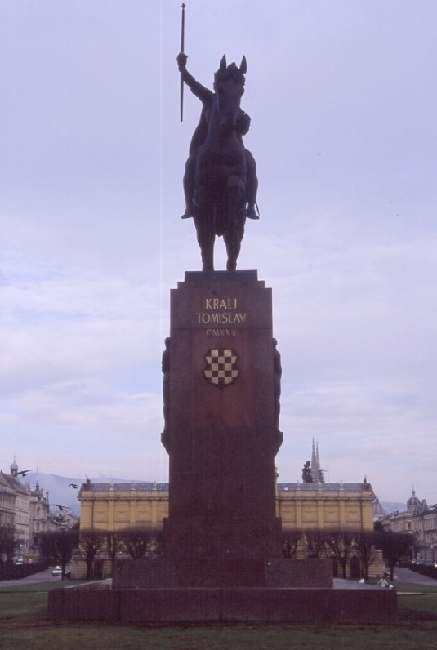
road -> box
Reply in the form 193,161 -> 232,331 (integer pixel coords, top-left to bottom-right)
1,566 -> 435,590
0,566 -> 66,588
394,567 -> 437,586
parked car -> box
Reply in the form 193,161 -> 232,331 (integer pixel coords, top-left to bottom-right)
52,566 -> 62,576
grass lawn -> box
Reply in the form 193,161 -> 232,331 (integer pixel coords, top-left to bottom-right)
0,581 -> 436,650
395,580 -> 437,594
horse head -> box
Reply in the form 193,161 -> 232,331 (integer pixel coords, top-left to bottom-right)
213,56 -> 247,131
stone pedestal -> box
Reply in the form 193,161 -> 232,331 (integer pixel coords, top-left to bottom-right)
48,585 -> 398,624
48,269 -> 398,623
162,271 -> 283,579
113,557 -> 333,589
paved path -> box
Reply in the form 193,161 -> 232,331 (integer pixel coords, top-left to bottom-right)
1,566 -> 436,590
0,567 -> 64,588
333,567 -> 437,590
333,578 -> 381,590
394,567 -> 437,586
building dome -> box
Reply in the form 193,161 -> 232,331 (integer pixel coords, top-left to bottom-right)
32,481 -> 44,498
407,488 -> 420,514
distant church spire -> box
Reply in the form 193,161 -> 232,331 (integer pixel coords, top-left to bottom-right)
310,440 -> 324,484
311,439 -> 317,469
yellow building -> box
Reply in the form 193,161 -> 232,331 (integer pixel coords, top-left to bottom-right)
79,479 -> 169,531
72,480 -> 168,578
78,478 -> 375,534
73,476 -> 382,579
276,481 -> 375,532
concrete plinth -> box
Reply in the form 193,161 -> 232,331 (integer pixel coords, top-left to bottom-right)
113,558 -> 333,589
48,586 -> 398,624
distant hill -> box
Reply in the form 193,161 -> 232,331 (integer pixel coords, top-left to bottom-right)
380,501 -> 407,515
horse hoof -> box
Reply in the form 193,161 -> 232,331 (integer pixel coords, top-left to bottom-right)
226,260 -> 237,271
246,205 -> 260,219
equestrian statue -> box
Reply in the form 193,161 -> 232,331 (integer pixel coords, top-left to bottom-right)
177,51 -> 259,271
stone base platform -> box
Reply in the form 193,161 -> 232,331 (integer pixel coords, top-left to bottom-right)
47,587 -> 398,624
113,558 -> 333,589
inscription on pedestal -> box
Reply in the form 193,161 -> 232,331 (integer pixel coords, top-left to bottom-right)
196,297 -> 247,335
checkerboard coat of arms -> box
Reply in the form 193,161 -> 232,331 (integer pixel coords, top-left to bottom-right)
204,349 -> 239,388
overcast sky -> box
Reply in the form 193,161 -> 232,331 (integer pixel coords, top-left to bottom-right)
1,0 -> 436,506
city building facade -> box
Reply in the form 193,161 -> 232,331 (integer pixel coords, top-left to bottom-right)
379,487 -> 437,563
28,483 -> 50,561
79,480 -> 169,532
2,459 -> 31,559
0,472 -> 16,528
0,459 -> 69,562
72,473 -> 382,579
414,505 -> 437,564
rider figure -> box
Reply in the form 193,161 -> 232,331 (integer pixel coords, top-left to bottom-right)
177,52 -> 259,220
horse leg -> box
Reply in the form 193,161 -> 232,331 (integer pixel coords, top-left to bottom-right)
224,177 -> 245,271
193,181 -> 216,271
225,236 -> 239,271
194,214 -> 215,272
201,235 -> 215,272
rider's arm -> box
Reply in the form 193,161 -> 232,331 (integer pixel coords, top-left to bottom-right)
177,53 -> 212,102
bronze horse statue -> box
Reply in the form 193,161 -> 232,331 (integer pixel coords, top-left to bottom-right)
178,53 -> 258,271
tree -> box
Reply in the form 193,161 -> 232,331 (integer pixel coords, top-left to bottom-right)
104,531 -> 123,576
324,530 -> 356,579
353,531 -> 378,581
78,530 -> 103,580
121,528 -> 149,559
282,531 -> 303,558
305,530 -> 327,559
374,530 -> 413,580
148,529 -> 163,557
120,528 -> 162,560
39,530 -> 79,579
